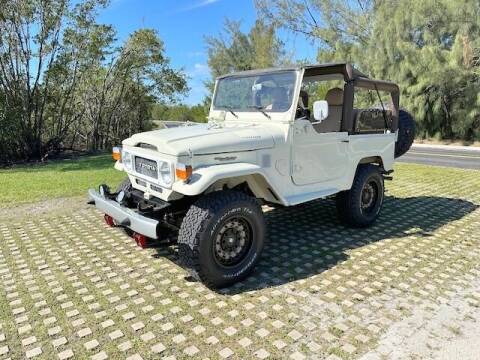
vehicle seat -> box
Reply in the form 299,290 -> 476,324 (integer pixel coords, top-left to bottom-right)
313,87 -> 343,133
296,90 -> 310,119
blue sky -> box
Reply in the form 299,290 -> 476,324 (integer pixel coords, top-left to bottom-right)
98,0 -> 317,105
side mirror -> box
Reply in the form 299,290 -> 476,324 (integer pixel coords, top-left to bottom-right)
313,100 -> 329,122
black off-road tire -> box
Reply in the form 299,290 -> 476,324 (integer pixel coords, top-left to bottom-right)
116,177 -> 132,193
177,190 -> 266,289
395,110 -> 416,158
336,164 -> 384,228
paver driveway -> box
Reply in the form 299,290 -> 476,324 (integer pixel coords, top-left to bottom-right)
1,163 -> 479,359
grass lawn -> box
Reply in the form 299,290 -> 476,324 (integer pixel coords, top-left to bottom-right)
0,155 -> 125,207
0,159 -> 478,359
2,154 -> 479,208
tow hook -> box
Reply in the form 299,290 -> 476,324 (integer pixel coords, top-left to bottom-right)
104,214 -> 115,227
104,214 -> 149,248
133,233 -> 148,249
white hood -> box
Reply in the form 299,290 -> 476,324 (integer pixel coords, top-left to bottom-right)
123,123 -> 276,156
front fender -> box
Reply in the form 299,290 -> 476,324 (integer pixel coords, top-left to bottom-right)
172,162 -> 285,203
114,160 -> 124,171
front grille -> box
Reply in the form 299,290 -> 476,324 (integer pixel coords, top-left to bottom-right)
135,157 -> 158,179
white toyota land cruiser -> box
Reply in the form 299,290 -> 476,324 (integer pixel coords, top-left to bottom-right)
88,63 -> 415,288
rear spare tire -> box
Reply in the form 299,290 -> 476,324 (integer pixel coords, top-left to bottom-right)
395,110 -> 415,158
178,190 -> 266,288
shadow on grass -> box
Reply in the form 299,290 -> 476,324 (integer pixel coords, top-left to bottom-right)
150,195 -> 478,293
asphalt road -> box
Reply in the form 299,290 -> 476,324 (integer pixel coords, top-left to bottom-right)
398,145 -> 480,170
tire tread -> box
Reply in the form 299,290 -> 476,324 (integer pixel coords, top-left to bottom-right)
336,164 -> 384,227
395,110 -> 416,158
178,191 -> 264,288
116,177 -> 132,192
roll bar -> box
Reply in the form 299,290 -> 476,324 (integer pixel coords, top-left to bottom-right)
303,63 -> 400,133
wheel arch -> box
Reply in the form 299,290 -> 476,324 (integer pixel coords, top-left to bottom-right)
207,173 -> 283,204
342,156 -> 388,192
357,156 -> 385,170
171,163 -> 285,205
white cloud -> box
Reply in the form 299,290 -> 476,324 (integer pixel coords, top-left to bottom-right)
199,0 -> 220,5
187,51 -> 205,58
177,0 -> 221,12
187,63 -> 210,77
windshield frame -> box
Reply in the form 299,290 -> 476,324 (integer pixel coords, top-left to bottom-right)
212,70 -> 298,113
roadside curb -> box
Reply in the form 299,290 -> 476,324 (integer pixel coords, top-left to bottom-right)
412,143 -> 480,152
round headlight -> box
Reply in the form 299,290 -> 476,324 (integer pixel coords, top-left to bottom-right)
159,161 -> 172,185
122,151 -> 133,170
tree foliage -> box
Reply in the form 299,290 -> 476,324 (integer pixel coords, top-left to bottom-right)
151,103 -> 208,123
0,0 -> 187,162
204,19 -> 286,102
256,0 -> 480,141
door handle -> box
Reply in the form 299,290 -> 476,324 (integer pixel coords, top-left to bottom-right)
341,140 -> 350,143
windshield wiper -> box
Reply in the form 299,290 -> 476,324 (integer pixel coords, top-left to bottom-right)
248,105 -> 271,119
224,106 -> 238,118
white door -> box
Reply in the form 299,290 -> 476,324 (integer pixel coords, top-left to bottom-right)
291,120 -> 349,186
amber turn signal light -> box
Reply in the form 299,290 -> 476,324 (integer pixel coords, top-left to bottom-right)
176,163 -> 192,181
112,146 -> 121,161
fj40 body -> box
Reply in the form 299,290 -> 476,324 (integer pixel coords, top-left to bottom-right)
89,63 -> 415,288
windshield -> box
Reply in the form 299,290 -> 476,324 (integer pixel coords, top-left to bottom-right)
213,71 -> 297,112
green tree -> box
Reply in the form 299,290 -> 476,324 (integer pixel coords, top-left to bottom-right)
151,104 -> 208,123
256,0 -> 480,141
0,0 -> 73,160
0,0 -> 187,162
77,28 -> 187,151
370,0 -> 480,141
204,19 -> 286,103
